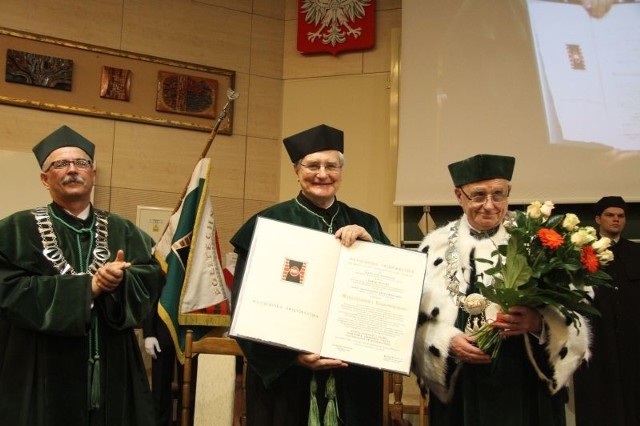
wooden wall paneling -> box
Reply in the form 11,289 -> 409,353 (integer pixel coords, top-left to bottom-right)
246,76 -> 283,140
0,1 -> 124,49
93,186 -> 112,212
109,122 -> 248,201
250,15 -> 285,79
242,200 -> 276,224
108,187 -> 179,222
245,137 -> 281,202
212,196 -> 245,256
208,134 -> 247,200
120,1 -> 252,75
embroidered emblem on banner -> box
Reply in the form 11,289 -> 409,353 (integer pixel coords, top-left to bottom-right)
282,258 -> 307,284
297,0 -> 376,55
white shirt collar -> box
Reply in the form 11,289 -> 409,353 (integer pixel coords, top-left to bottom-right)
65,204 -> 91,220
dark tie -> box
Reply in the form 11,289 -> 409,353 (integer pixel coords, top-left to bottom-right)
469,226 -> 499,240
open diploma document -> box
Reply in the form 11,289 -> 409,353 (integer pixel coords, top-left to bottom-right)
230,217 -> 427,375
527,1 -> 640,150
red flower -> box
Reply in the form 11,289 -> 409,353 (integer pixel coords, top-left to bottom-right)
537,228 -> 564,250
580,245 -> 599,273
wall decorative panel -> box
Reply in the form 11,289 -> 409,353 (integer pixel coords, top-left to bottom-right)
0,27 -> 236,134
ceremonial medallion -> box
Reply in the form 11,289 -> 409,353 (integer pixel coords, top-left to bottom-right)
463,293 -> 487,316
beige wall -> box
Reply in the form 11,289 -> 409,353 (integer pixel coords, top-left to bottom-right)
0,0 -> 402,254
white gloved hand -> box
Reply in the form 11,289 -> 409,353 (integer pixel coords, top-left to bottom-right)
144,337 -> 161,359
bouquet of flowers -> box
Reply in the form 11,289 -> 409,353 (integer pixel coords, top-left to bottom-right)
473,201 -> 613,359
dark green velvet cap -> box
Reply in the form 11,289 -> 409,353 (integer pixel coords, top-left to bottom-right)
32,125 -> 95,168
448,154 -> 515,187
593,196 -> 628,215
283,124 -> 344,163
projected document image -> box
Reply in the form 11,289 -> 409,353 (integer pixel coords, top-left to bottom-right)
396,0 -> 640,206
528,0 -> 640,151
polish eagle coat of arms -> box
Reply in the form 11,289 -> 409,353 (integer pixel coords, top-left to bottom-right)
297,0 -> 376,55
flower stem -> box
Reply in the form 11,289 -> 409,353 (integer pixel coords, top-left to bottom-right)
473,324 -> 502,359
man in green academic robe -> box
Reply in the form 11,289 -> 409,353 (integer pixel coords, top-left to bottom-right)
0,125 -> 163,426
230,124 -> 391,426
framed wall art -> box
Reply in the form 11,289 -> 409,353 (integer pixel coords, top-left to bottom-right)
0,27 -> 235,134
100,66 -> 132,101
5,49 -> 74,91
156,70 -> 218,119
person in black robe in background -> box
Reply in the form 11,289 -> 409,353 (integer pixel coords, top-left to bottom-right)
573,196 -> 640,426
143,307 -> 178,426
230,124 -> 391,426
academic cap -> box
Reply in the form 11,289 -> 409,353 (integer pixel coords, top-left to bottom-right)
593,196 -> 629,215
32,125 -> 95,168
448,154 -> 515,187
283,124 -> 344,163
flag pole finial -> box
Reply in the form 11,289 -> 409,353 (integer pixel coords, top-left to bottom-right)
200,88 -> 239,159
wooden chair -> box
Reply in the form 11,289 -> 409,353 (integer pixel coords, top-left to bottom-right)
181,329 -> 247,426
384,371 -> 428,426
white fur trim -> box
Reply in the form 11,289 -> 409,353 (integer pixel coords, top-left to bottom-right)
525,307 -> 590,394
414,219 -> 508,402
413,216 -> 591,402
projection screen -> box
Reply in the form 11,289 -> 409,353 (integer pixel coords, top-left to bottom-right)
395,0 -> 640,206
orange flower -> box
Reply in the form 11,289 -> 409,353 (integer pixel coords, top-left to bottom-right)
537,228 -> 564,250
581,245 -> 599,273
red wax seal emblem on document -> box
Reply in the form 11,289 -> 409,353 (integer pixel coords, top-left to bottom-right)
282,258 -> 307,284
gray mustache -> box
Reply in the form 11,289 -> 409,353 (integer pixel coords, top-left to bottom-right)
62,175 -> 85,185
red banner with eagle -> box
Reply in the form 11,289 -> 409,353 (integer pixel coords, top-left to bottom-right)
297,0 -> 376,55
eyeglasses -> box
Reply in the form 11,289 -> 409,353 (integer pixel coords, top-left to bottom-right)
299,162 -> 342,173
45,158 -> 93,172
459,187 -> 509,204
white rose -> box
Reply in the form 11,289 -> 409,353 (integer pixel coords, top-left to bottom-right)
540,201 -> 555,218
527,201 -> 542,219
583,226 -> 597,237
592,237 -> 612,253
571,229 -> 595,247
503,210 -> 517,229
562,213 -> 580,231
597,249 -> 614,264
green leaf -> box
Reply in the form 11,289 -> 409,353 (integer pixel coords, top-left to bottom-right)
476,257 -> 494,266
545,214 -> 564,229
501,252 -> 532,289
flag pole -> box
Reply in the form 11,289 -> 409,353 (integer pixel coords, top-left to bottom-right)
199,88 -> 240,159
169,88 -> 239,214
154,89 -> 239,360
